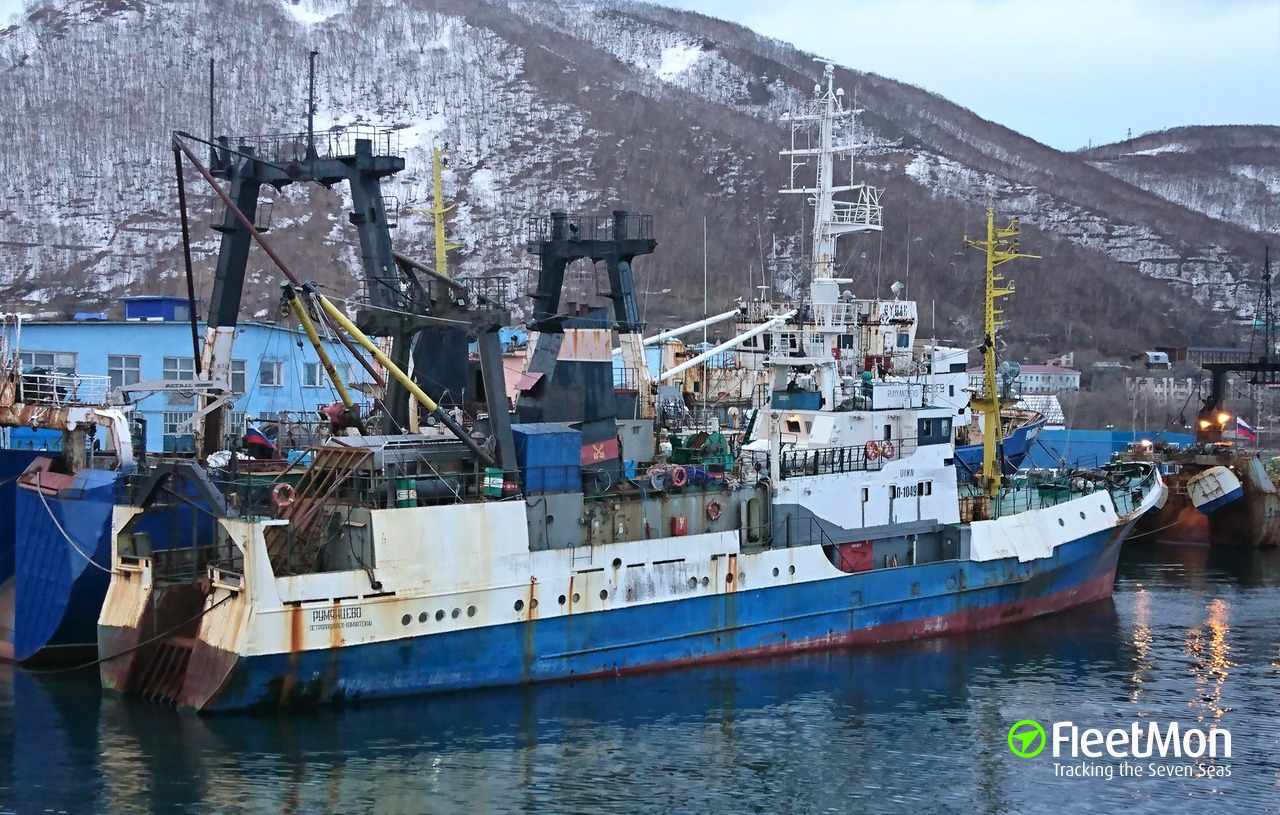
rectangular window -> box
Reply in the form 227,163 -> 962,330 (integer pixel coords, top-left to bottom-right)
303,362 -> 323,388
224,411 -> 246,440
163,356 -> 195,381
161,410 -> 196,453
107,355 -> 141,390
860,487 -> 869,502
948,384 -> 955,397
890,485 -> 899,499
19,351 -> 76,375
162,411 -> 194,435
230,360 -> 246,394
259,361 -> 283,388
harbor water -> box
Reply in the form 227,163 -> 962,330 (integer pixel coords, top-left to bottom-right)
1,544 -> 1276,814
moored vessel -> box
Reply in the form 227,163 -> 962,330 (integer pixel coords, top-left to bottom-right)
0,314 -> 135,662
98,65 -> 1165,712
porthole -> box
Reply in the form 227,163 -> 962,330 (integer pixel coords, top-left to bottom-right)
1058,518 -> 1065,526
401,614 -> 411,626
572,593 -> 581,603
688,577 -> 698,589
772,567 -> 779,577
436,609 -> 445,622
599,589 -> 608,600
788,565 -> 796,575
726,573 -> 734,585
738,571 -> 746,585
1079,511 -> 1086,520
701,576 -> 709,587
418,612 -> 428,624
529,599 -> 538,610
612,558 -> 622,568
451,608 -> 461,619
514,599 -> 525,612
558,594 -> 567,605
467,605 -> 477,617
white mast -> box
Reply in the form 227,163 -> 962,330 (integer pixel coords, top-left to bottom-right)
779,61 -> 883,289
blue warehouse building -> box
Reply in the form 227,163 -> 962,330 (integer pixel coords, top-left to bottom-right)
6,296 -> 374,455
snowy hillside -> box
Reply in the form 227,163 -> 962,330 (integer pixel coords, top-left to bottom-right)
0,0 -> 1274,357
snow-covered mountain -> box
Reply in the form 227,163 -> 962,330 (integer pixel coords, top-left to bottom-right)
1,0 -> 1274,358
1080,126 -> 1280,236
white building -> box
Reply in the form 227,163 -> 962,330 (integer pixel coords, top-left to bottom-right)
969,364 -> 1080,396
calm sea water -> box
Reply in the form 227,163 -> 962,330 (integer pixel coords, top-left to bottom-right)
1,544 -> 1277,815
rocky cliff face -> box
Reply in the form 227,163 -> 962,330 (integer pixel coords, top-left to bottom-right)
1,0 -> 1274,358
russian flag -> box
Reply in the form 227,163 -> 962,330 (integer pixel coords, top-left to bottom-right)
1237,417 -> 1258,443
245,422 -> 277,450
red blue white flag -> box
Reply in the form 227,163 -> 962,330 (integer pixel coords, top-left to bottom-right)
1237,417 -> 1258,443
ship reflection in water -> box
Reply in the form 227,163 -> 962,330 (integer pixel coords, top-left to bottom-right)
1,545 -> 1277,814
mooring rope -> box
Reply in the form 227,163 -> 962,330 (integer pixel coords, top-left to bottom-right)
23,592 -> 234,675
33,472 -> 115,575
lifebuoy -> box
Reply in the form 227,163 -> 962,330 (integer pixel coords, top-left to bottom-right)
706,500 -> 723,521
670,466 -> 689,488
272,482 -> 296,514
864,440 -> 880,461
881,440 -> 896,460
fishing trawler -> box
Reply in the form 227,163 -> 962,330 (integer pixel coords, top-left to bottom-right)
0,315 -> 135,662
98,65 -> 1164,712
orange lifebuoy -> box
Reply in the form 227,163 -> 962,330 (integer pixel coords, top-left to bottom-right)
864,440 -> 880,461
706,500 -> 723,521
272,482 -> 296,514
881,440 -> 896,460
670,466 -> 689,488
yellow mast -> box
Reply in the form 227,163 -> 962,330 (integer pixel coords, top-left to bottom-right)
429,147 -> 463,277
963,209 -> 1038,497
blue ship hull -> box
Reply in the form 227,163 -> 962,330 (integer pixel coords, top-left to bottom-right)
956,415 -> 1044,480
191,524 -> 1124,712
2,466 -> 117,662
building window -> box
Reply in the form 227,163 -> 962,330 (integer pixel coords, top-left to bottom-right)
162,410 -> 196,453
19,351 -> 76,375
162,411 -> 193,435
259,361 -> 283,388
163,357 -> 195,381
223,411 -> 246,441
107,355 -> 141,390
303,362 -> 323,388
230,360 -> 246,394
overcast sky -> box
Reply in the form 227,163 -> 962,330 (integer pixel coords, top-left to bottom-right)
665,0 -> 1280,150
2,0 -> 1276,150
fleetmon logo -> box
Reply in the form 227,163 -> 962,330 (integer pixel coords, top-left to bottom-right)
1008,720 -> 1047,758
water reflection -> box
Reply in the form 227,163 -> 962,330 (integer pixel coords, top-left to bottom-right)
1184,598 -> 1234,723
3,548 -> 1278,815
0,601 -> 1127,815
1129,586 -> 1154,702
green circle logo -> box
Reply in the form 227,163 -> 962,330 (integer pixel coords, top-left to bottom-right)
1008,720 -> 1047,758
